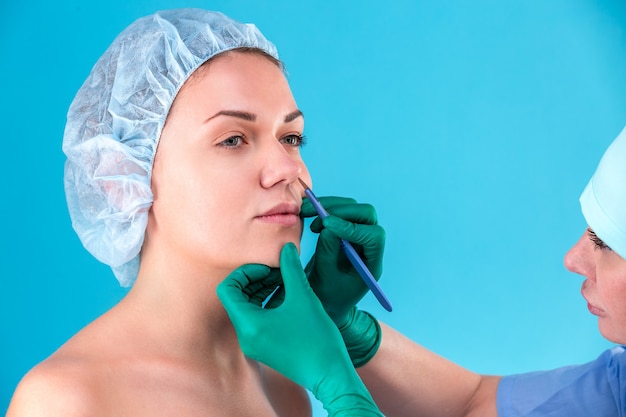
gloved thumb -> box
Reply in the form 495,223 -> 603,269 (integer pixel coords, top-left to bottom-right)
278,242 -> 312,300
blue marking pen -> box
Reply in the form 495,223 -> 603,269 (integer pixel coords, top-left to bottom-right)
299,178 -> 393,312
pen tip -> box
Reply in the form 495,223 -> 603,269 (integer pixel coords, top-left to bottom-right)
297,177 -> 310,190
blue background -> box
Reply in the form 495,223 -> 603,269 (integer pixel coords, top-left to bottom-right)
2,1 -> 625,415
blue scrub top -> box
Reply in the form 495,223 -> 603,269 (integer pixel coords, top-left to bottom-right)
497,346 -> 626,416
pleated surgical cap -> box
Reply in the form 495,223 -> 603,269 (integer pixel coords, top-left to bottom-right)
62,9 -> 278,286
580,126 -> 626,259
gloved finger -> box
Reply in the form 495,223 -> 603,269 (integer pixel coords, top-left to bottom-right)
322,216 -> 385,278
218,264 -> 272,297
216,264 -> 271,319
300,196 -> 357,219
307,227 -> 342,268
310,203 -> 378,233
310,216 -> 383,268
244,267 -> 283,306
322,216 -> 386,250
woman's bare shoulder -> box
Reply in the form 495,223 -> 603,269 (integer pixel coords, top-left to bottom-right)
7,351 -> 101,417
6,313 -> 118,417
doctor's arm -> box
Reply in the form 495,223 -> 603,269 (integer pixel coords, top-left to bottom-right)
357,321 -> 500,417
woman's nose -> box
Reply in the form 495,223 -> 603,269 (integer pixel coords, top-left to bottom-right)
259,141 -> 302,189
564,232 -> 595,280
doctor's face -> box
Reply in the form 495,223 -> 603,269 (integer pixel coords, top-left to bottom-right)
564,228 -> 626,344
150,51 -> 311,273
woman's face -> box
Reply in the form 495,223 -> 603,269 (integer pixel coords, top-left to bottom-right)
564,228 -> 626,344
149,51 -> 311,273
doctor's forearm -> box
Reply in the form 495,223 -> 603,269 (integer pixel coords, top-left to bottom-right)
357,323 -> 500,417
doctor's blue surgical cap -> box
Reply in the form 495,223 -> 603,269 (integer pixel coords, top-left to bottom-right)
62,9 -> 278,286
580,126 -> 626,259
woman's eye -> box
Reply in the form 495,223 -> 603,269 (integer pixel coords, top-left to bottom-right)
219,135 -> 244,148
281,134 -> 307,147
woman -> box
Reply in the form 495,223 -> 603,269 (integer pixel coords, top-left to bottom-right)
7,9 -> 383,416
224,126 -> 626,416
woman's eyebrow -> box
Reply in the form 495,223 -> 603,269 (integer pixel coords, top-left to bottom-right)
205,110 -> 256,123
284,109 -> 303,123
204,109 -> 303,123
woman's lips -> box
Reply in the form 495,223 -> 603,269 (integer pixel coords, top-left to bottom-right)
256,202 -> 300,225
256,213 -> 300,225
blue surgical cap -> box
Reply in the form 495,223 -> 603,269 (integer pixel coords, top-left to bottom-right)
62,9 -> 279,286
580,126 -> 626,259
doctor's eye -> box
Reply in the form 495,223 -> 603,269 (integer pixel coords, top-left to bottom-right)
588,229 -> 612,251
281,134 -> 307,148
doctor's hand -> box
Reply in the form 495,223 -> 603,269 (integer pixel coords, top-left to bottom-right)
300,196 -> 385,367
217,243 -> 383,417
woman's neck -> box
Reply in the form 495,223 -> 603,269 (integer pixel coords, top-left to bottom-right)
114,254 -> 242,361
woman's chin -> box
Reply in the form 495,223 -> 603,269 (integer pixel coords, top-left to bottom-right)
259,240 -> 301,267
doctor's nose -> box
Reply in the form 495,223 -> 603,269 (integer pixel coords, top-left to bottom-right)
563,231 -> 595,281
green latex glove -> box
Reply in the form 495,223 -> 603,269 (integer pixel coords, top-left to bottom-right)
217,243 -> 383,417
300,196 -> 385,367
